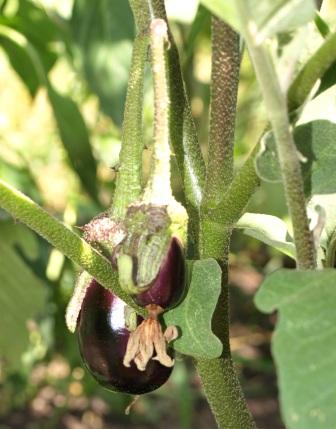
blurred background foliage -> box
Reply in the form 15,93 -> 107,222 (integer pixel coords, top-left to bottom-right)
0,0 -> 288,428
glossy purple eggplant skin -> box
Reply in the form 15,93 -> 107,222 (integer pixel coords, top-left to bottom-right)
136,237 -> 185,309
77,280 -> 173,395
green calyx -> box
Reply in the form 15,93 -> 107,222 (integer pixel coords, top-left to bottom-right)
116,202 -> 187,295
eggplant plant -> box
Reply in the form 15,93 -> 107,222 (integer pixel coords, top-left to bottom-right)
1,0 -> 336,428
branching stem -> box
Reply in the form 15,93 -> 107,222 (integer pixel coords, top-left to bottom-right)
236,0 -> 316,270
198,17 -> 256,429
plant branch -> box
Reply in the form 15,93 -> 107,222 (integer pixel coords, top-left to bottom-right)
288,31 -> 336,112
0,179 -> 146,317
197,17 -> 256,429
202,17 -> 240,209
206,144 -> 260,227
207,27 -> 336,226
110,29 -> 149,219
196,357 -> 257,429
236,0 -> 316,270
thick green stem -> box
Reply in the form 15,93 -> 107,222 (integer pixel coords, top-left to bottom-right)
237,0 -> 316,270
288,31 -> 336,112
202,17 -> 240,208
196,357 -> 257,429
110,30 -> 149,218
198,17 -> 256,429
0,179 -> 146,317
207,145 -> 260,227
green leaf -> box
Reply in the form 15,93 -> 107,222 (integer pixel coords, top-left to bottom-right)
0,222 -> 47,370
164,259 -> 223,359
314,12 -> 330,38
200,0 -> 315,39
236,212 -> 295,258
255,269 -> 336,429
294,120 -> 336,252
199,1 -> 238,31
0,35 -> 40,96
316,61 -> 336,96
0,24 -> 98,201
255,131 -> 282,183
255,120 -> 336,254
47,86 -> 98,201
0,0 -> 61,96
70,0 -> 134,126
184,5 -> 211,65
0,157 -> 41,203
295,120 -> 336,195
255,120 -> 336,192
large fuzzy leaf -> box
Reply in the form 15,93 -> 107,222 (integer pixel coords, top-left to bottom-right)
255,269 -> 336,429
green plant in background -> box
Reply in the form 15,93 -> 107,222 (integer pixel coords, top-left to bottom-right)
1,0 -> 336,428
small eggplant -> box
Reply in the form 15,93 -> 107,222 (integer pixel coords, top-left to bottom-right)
77,279 -> 173,395
135,237 -> 185,309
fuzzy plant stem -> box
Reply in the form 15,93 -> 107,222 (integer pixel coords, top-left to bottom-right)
205,144 -> 260,239
236,0 -> 316,270
110,21 -> 149,219
198,18 -> 257,429
143,19 -> 172,205
200,16 -> 241,260
0,179 -> 146,317
208,26 -> 336,224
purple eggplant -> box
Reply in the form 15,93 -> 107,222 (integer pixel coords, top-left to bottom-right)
136,237 -> 185,309
77,279 -> 173,395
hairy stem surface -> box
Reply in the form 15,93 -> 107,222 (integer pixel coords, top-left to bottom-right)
237,0 -> 316,270
198,17 -> 256,429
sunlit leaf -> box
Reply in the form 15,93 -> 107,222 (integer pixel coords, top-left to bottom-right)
236,212 -> 295,258
0,22 -> 98,201
70,0 -> 134,126
0,0 -> 61,96
47,87 -> 98,201
200,0 -> 315,40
